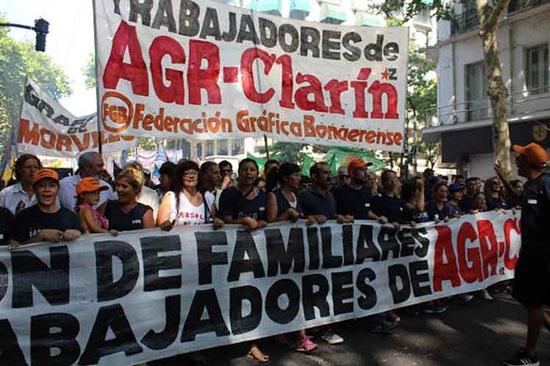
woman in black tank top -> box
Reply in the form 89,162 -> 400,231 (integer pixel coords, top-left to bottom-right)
266,162 -> 302,222
99,168 -> 154,231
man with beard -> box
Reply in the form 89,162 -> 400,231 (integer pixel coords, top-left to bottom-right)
499,143 -> 550,366
332,158 -> 377,220
59,152 -> 113,212
13,169 -> 80,244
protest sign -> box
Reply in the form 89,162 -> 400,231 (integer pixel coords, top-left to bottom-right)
0,211 -> 520,365
94,0 -> 408,152
17,78 -> 136,157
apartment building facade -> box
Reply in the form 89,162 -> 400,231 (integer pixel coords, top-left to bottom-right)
423,0 -> 550,178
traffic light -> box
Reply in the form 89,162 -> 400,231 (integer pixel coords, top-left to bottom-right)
34,18 -> 49,52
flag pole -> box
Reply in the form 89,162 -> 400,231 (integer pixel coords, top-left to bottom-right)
91,0 -> 103,155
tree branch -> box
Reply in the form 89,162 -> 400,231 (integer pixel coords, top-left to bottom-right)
486,0 -> 511,31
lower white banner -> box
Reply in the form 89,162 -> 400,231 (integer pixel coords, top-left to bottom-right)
0,211 -> 521,365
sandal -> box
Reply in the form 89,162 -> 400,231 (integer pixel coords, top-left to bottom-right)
247,345 -> 270,363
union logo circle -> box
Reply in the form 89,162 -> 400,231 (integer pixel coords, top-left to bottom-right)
101,91 -> 134,133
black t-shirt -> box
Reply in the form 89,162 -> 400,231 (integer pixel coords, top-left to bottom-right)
219,186 -> 267,220
13,205 -> 79,243
271,188 -> 302,217
487,197 -> 508,210
402,202 -> 430,223
332,184 -> 372,219
0,207 -> 14,245
370,193 -> 404,223
521,173 -> 550,247
298,188 -> 337,219
459,194 -> 474,213
105,200 -> 152,232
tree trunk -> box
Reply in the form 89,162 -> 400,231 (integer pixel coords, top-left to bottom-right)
476,0 -> 512,180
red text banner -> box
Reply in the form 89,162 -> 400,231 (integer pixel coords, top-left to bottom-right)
0,211 -> 519,365
94,0 -> 408,151
17,78 -> 136,157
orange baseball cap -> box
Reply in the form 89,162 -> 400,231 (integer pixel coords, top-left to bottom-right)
513,142 -> 547,168
76,177 -> 109,196
347,158 -> 372,174
32,169 -> 59,186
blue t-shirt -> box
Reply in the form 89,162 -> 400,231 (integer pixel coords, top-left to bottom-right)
219,186 -> 267,220
298,188 -> 336,219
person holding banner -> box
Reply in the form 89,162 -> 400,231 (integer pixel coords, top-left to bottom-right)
484,176 -> 508,211
498,143 -> 550,366
157,160 -> 223,229
266,162 -> 302,223
12,169 -> 81,244
219,158 -> 268,231
332,158 -> 375,221
426,183 -> 460,221
99,168 -> 155,231
0,154 -> 41,214
218,158 -> 269,362
124,161 -> 160,220
75,177 -> 118,236
0,207 -> 14,245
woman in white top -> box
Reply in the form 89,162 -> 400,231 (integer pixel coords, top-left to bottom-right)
158,160 -> 223,230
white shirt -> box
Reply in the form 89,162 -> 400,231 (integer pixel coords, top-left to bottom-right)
138,186 -> 160,221
58,174 -> 113,212
0,182 -> 37,214
164,191 -> 215,226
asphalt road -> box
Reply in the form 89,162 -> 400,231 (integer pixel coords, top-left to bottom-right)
151,293 -> 550,366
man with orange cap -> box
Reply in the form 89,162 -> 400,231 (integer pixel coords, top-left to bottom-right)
12,169 -> 80,245
332,158 -> 374,220
498,143 -> 550,366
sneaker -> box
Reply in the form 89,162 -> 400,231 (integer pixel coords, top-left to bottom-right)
296,335 -> 317,352
423,304 -> 448,314
369,320 -> 400,334
502,348 -> 539,366
480,289 -> 493,301
321,330 -> 344,345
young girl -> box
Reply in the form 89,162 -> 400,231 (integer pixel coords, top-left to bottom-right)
76,177 -> 117,236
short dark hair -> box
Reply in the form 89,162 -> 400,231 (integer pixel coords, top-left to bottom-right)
466,177 -> 477,184
264,159 -> 279,169
277,162 -> 301,185
159,162 -> 176,176
309,162 -> 329,178
219,160 -> 232,170
238,158 -> 259,173
200,161 -> 218,174
15,154 -> 41,181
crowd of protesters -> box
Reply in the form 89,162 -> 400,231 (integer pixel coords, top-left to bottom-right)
0,146 -> 547,365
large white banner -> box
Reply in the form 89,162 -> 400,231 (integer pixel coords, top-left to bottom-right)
0,211 -> 520,365
17,78 -> 136,157
94,0 -> 408,152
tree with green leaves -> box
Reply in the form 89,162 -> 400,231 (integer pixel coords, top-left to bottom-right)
0,21 -> 71,158
381,0 -> 513,179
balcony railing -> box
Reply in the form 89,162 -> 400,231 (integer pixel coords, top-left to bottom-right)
450,8 -> 479,35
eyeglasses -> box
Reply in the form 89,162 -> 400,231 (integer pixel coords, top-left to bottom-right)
183,171 -> 198,177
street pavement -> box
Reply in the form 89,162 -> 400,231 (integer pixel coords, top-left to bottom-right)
151,293 -> 550,366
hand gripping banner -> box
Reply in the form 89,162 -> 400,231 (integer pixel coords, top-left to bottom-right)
0,211 -> 520,365
93,0 -> 409,152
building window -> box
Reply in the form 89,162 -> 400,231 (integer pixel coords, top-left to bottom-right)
196,142 -> 202,159
232,139 -> 244,155
182,139 -> 191,159
526,45 -> 549,95
465,62 -> 489,121
217,139 -> 228,155
206,141 -> 214,156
